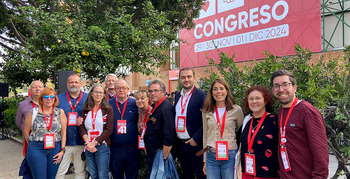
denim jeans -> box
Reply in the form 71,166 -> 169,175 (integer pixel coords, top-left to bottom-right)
26,141 -> 61,179
206,149 -> 238,179
85,144 -> 110,179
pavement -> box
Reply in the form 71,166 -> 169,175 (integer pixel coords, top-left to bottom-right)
0,138 -> 348,179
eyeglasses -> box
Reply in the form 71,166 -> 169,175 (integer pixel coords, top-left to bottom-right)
273,82 -> 292,91
116,87 -> 128,91
43,95 -> 55,99
148,89 -> 162,94
93,91 -> 104,95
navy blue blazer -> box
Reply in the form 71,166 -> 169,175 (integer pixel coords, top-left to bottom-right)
174,86 -> 206,145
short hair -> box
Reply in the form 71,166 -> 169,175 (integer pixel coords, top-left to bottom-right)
270,70 -> 296,86
114,79 -> 129,89
148,80 -> 166,92
135,90 -> 149,98
67,74 -> 81,84
179,67 -> 195,77
201,79 -> 236,113
30,80 -> 44,88
243,85 -> 274,114
105,74 -> 117,83
83,83 -> 110,111
38,88 -> 59,107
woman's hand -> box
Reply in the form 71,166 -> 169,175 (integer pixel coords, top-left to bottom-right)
85,142 -> 98,153
203,162 -> 206,175
53,151 -> 64,165
76,117 -> 83,126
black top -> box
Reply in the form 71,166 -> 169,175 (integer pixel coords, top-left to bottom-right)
240,114 -> 279,177
144,99 -> 176,162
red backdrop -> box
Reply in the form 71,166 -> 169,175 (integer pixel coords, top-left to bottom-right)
180,0 -> 321,68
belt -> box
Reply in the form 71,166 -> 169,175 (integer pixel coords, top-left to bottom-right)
196,146 -> 215,156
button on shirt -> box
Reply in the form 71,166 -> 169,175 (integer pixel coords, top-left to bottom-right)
57,91 -> 88,145
175,89 -> 191,139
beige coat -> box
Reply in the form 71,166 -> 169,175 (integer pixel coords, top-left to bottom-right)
202,104 -> 244,162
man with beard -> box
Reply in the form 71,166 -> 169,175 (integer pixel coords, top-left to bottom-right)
173,68 -> 206,179
16,80 -> 44,142
56,74 -> 88,179
270,70 -> 328,179
105,74 -> 117,100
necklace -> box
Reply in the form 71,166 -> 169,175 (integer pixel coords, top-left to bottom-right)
251,118 -> 260,133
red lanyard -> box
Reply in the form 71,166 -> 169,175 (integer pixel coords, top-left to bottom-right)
279,97 -> 298,146
31,102 -> 36,108
215,105 -> 227,139
107,91 -> 116,100
180,87 -> 194,115
42,106 -> 54,131
140,105 -> 150,126
247,111 -> 267,153
151,96 -> 167,114
115,98 -> 128,119
91,106 -> 101,130
66,91 -> 83,112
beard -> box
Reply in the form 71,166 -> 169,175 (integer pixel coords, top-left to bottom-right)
69,86 -> 80,93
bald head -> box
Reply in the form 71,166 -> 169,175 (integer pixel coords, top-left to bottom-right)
67,74 -> 82,94
30,80 -> 44,99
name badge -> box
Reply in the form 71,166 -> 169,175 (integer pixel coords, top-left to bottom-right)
138,135 -> 145,149
68,112 -> 77,126
89,130 -> 100,142
103,115 -> 107,124
44,133 -> 55,149
245,153 -> 256,176
216,141 -> 228,160
280,147 -> 291,172
117,120 -> 127,134
176,116 -> 186,132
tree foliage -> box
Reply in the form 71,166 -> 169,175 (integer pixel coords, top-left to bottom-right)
200,44 -> 350,178
0,0 -> 203,90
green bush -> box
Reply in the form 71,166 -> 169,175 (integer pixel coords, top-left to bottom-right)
1,97 -> 25,134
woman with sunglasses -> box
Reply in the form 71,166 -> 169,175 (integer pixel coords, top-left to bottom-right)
238,86 -> 279,179
201,79 -> 244,179
24,88 -> 67,179
79,83 -> 114,179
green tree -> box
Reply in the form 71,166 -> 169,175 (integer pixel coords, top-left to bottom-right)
200,44 -> 350,178
0,0 -> 203,90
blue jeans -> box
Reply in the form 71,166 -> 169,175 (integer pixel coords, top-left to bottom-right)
206,149 -> 237,179
26,141 -> 61,179
85,144 -> 110,179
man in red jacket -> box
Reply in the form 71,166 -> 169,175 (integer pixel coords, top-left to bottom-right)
271,70 -> 329,179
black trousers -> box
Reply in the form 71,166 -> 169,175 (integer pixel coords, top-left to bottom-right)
176,139 -> 206,179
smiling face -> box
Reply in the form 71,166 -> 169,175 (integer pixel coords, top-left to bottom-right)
30,81 -> 44,99
272,75 -> 297,108
67,75 -> 81,93
248,90 -> 266,116
179,69 -> 195,91
149,83 -> 164,104
43,93 -> 56,107
115,80 -> 129,102
135,92 -> 149,109
212,82 -> 227,104
106,75 -> 117,91
91,86 -> 104,104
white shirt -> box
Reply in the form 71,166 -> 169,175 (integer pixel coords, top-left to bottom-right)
175,88 -> 192,139
84,109 -> 105,143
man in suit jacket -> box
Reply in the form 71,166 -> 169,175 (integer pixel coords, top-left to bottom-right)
174,67 -> 206,179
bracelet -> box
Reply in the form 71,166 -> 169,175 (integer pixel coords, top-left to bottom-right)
61,147 -> 66,152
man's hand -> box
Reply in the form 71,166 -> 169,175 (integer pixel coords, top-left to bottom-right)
185,138 -> 198,146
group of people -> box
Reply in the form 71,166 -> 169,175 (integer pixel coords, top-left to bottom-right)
15,68 -> 329,179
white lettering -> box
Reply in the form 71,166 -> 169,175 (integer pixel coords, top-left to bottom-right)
203,21 -> 214,37
215,17 -> 224,35
272,1 -> 289,21
238,11 -> 248,29
225,15 -> 237,32
194,24 -> 203,39
250,7 -> 259,27
260,5 -> 271,24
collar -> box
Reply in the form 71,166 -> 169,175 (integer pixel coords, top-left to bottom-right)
116,96 -> 129,104
68,90 -> 82,99
180,86 -> 195,97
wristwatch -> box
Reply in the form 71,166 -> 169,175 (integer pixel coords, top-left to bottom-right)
61,147 -> 66,152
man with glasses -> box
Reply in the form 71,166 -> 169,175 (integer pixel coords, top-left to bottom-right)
109,79 -> 140,179
56,74 -> 88,179
270,70 -> 328,179
144,80 -> 176,175
105,74 -> 117,100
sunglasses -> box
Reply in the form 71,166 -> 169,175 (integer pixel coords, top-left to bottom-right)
43,95 -> 55,99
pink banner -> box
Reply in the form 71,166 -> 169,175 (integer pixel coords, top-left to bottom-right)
180,0 -> 321,68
